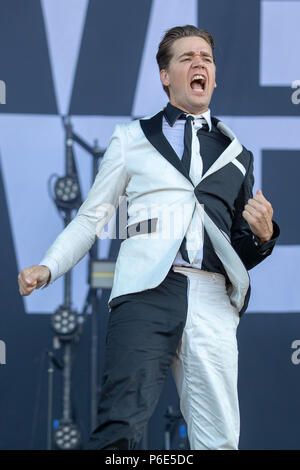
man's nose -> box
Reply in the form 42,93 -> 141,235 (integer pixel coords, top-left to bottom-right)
192,57 -> 205,68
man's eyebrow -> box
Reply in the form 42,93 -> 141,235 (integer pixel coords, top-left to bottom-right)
178,51 -> 213,59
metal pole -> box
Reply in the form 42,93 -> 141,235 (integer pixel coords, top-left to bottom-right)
63,212 -> 72,309
62,342 -> 72,422
46,352 -> 54,450
90,289 -> 99,431
90,147 -> 101,431
164,431 -> 171,451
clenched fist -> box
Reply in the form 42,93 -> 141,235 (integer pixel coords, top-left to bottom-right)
18,265 -> 51,296
242,189 -> 274,244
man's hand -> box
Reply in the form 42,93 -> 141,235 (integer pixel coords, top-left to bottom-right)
18,265 -> 51,296
242,189 -> 274,245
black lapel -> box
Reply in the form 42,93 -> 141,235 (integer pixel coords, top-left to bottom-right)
139,111 -> 193,185
211,116 -> 220,127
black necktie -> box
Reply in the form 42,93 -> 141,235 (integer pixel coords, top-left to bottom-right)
179,115 -> 209,263
180,116 -> 209,175
181,115 -> 194,175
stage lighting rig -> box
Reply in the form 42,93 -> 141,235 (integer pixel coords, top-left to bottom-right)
45,115 -> 107,449
51,305 -> 82,339
54,421 -> 81,450
54,175 -> 81,209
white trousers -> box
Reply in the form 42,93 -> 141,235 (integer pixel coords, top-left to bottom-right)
171,266 -> 240,450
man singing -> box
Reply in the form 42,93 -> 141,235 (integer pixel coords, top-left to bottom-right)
18,25 -> 279,450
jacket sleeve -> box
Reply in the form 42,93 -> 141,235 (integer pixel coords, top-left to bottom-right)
231,150 -> 280,270
39,124 -> 130,284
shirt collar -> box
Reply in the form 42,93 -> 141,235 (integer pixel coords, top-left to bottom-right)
163,102 -> 212,131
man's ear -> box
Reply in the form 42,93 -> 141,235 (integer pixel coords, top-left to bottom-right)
160,69 -> 170,87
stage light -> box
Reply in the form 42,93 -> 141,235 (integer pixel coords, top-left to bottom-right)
54,176 -> 80,207
54,421 -> 81,450
51,306 -> 78,338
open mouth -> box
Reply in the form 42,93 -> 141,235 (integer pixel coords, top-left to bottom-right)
190,74 -> 206,93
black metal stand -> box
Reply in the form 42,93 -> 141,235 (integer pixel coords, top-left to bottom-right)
46,351 -> 54,450
67,119 -> 104,432
45,115 -> 105,448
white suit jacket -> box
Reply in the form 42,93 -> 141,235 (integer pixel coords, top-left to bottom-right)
40,110 -> 267,314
